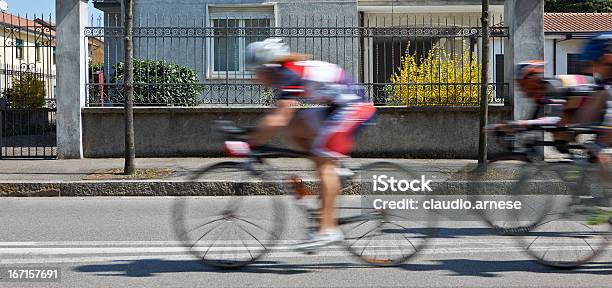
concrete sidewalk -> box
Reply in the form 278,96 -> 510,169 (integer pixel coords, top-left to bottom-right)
0,157 -> 480,180
0,158 -> 517,196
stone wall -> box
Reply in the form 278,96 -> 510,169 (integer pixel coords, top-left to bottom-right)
82,106 -> 512,158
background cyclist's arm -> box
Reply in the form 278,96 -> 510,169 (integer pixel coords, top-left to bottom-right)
249,99 -> 297,147
573,89 -> 612,147
576,90 -> 608,124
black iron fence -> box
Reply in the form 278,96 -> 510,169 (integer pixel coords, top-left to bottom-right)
85,13 -> 508,107
0,13 -> 56,158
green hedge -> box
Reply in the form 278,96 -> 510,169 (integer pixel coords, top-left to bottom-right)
111,59 -> 202,106
1,73 -> 46,109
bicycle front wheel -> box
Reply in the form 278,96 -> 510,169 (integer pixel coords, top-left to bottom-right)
339,161 -> 437,266
471,154 -> 553,235
173,161 -> 285,269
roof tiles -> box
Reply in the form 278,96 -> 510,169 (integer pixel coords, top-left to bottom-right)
544,13 -> 612,33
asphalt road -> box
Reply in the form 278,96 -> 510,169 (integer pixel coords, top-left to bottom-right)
0,197 -> 610,288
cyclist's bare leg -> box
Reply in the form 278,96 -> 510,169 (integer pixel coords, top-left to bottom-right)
313,156 -> 341,231
287,114 -> 341,232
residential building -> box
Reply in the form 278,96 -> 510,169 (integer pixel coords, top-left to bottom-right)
0,12 -> 104,104
544,13 -> 612,77
91,1 -> 536,106
0,12 -> 56,102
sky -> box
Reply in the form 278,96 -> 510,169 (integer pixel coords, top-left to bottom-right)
3,0 -> 103,22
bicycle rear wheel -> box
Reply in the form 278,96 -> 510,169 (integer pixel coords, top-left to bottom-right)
517,163 -> 611,268
173,161 -> 285,269
472,154 -> 554,235
339,161 -> 437,266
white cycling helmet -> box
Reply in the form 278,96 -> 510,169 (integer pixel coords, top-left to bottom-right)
245,38 -> 290,70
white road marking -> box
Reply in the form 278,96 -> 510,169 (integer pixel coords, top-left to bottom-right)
0,238 -> 538,247
0,240 -> 609,265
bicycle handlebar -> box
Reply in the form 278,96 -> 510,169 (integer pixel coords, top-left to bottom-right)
488,123 -> 608,135
214,120 -> 313,158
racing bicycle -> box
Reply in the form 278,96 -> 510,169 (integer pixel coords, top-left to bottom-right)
172,120 -> 437,269
473,124 -> 611,267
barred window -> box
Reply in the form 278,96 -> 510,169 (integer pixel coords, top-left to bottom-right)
15,38 -> 23,59
567,54 -> 588,75
208,7 -> 273,76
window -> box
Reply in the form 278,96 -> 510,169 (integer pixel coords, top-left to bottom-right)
208,8 -> 273,77
567,53 -> 587,75
15,38 -> 23,59
35,43 -> 41,62
52,47 -> 56,64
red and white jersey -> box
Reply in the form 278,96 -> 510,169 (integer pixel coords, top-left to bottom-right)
273,61 -> 366,105
283,61 -> 346,84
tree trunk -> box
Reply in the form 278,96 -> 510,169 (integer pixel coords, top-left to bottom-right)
123,0 -> 135,175
478,0 -> 490,170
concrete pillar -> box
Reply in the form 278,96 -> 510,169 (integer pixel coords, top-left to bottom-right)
504,0 -> 544,120
56,0 -> 88,158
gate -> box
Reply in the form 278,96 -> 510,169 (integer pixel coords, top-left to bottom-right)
0,13 -> 56,158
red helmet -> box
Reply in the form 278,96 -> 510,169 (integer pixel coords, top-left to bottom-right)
515,60 -> 545,80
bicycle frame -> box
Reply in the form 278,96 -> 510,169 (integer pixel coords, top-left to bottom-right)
230,144 -> 385,228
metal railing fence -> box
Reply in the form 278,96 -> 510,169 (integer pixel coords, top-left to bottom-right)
0,12 -> 56,158
85,13 -> 509,107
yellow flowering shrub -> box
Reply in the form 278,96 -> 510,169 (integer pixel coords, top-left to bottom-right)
388,43 -> 489,106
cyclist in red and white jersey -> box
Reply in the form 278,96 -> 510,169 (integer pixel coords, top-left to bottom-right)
226,38 -> 376,250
